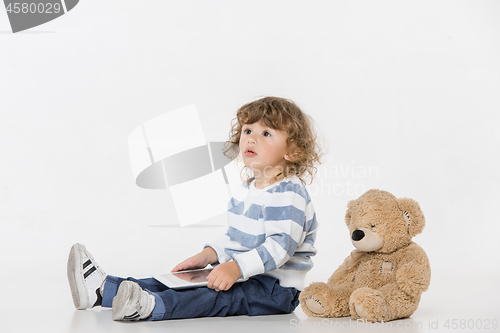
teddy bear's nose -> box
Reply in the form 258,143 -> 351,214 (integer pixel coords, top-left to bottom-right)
352,229 -> 365,241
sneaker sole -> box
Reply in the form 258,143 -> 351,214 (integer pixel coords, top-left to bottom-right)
112,281 -> 140,321
67,243 -> 90,309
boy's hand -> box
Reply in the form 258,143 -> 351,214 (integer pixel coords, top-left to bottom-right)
206,261 -> 242,291
171,247 -> 217,272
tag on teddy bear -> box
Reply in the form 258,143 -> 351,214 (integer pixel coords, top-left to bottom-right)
380,260 -> 394,274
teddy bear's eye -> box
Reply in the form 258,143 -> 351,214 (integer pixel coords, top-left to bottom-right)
371,224 -> 376,228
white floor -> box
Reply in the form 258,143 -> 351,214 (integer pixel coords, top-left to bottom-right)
3,270 -> 499,333
3,217 -> 499,333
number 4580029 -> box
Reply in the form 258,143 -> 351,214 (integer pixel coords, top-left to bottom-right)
444,319 -> 498,330
6,2 -> 62,14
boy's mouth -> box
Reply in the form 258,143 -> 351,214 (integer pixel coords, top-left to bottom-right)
244,148 -> 257,157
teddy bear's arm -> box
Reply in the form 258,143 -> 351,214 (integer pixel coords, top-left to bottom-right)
395,243 -> 431,297
327,253 -> 360,286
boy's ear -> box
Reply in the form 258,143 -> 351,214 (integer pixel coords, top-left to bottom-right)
284,147 -> 300,162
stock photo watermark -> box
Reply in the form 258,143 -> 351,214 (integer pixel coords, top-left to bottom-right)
308,162 -> 379,197
290,318 -> 499,331
3,0 -> 80,33
239,161 -> 379,197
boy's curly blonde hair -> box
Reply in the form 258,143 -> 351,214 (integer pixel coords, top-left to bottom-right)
224,96 -> 322,184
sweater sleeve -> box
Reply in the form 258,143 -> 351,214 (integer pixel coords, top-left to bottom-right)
232,184 -> 308,279
204,197 -> 237,263
204,232 -> 232,264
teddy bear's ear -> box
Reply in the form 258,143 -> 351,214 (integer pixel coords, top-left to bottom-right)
397,197 -> 425,237
344,199 -> 356,227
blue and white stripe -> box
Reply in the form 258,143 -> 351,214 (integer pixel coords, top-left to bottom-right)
206,176 -> 318,290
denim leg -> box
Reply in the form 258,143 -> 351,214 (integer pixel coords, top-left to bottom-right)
158,275 -> 300,320
101,275 -> 167,321
101,274 -> 300,321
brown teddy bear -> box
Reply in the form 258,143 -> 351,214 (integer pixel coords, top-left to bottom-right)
299,189 -> 430,322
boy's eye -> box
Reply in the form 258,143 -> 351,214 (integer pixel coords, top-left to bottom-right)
244,129 -> 251,135
263,131 -> 271,137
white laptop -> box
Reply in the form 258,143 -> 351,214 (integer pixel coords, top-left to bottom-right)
153,268 -> 247,290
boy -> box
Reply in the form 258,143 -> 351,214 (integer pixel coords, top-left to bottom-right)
68,97 -> 322,321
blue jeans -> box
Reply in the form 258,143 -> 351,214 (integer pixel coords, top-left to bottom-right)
101,274 -> 300,321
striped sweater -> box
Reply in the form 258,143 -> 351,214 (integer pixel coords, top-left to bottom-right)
206,176 -> 318,290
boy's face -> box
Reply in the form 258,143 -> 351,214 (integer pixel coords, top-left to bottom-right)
239,121 -> 290,177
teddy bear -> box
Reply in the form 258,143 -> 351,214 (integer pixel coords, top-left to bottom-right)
299,189 -> 430,322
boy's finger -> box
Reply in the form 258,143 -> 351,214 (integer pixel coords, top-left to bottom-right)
171,263 -> 186,272
213,277 -> 223,291
172,259 -> 189,271
171,264 -> 182,272
207,274 -> 217,289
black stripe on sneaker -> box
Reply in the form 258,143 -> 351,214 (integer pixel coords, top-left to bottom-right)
83,260 -> 92,269
92,287 -> 103,307
84,266 -> 96,279
124,312 -> 140,320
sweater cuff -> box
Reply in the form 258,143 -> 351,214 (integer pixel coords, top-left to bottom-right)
204,244 -> 230,263
232,249 -> 265,279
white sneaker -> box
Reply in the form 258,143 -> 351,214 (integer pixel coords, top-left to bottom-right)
112,281 -> 156,321
67,243 -> 107,310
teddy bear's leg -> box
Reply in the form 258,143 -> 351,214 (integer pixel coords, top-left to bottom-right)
349,283 -> 420,322
380,283 -> 420,320
299,282 -> 355,318
349,287 -> 391,322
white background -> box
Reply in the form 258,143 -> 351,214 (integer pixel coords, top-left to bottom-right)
1,1 -> 499,332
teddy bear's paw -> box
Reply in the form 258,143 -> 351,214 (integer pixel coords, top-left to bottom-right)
349,287 -> 390,323
305,296 -> 326,315
299,283 -> 329,317
396,262 -> 431,297
354,303 -> 368,318
300,282 -> 353,318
